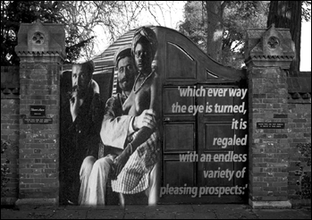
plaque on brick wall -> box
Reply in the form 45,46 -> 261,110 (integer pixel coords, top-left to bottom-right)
256,122 -> 285,129
23,118 -> 53,124
30,105 -> 46,117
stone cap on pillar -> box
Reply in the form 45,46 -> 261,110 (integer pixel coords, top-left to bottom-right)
15,19 -> 65,58
245,24 -> 295,69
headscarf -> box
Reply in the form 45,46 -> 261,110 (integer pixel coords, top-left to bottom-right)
114,44 -> 132,68
131,26 -> 158,59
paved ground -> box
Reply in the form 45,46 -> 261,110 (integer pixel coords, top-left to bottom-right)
1,204 -> 311,219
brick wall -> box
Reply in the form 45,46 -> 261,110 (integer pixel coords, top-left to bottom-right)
288,100 -> 311,207
1,66 -> 20,205
248,67 -> 290,204
18,58 -> 61,201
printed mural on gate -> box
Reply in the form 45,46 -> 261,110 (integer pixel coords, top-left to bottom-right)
59,26 -> 249,205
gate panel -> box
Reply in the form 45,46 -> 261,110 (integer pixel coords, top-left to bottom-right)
162,85 -> 197,193
158,26 -> 248,204
161,82 -> 248,204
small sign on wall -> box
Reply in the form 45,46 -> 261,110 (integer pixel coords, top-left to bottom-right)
23,105 -> 52,124
256,122 -> 285,129
30,105 -> 46,117
23,118 -> 53,124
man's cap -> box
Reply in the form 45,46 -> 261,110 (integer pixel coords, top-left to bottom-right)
114,44 -> 132,68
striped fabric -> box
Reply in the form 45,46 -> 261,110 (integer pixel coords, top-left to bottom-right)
111,131 -> 160,194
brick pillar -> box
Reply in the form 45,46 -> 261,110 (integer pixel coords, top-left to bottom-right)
14,20 -> 65,208
245,25 -> 295,208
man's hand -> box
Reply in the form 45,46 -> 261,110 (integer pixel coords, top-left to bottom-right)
110,143 -> 134,179
69,91 -> 80,122
112,153 -> 129,179
133,109 -> 156,131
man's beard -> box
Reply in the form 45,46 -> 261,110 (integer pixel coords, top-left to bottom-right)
119,78 -> 133,92
71,85 -> 87,99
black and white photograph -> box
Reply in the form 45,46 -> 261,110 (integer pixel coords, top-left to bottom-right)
1,1 -> 311,219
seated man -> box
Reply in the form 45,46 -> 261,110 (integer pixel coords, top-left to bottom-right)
60,60 -> 105,205
79,44 -> 159,206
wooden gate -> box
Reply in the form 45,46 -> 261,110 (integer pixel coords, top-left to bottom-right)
155,27 -> 248,204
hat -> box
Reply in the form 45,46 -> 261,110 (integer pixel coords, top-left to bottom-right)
131,26 -> 158,59
114,44 -> 132,68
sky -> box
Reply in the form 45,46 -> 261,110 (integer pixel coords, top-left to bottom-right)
92,1 -> 185,57
92,1 -> 311,71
